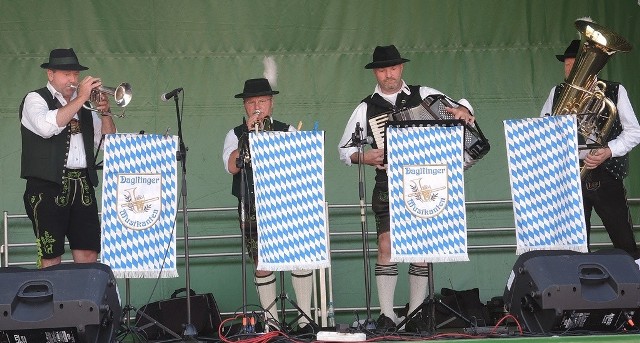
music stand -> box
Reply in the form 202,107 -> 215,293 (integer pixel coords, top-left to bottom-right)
100,132 -> 184,341
249,130 -> 329,335
385,120 -> 474,332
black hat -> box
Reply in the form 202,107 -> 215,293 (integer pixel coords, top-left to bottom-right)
364,45 -> 410,69
555,39 -> 581,62
234,78 -> 279,98
40,48 -> 88,71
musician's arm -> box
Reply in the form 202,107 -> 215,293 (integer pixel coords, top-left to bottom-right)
223,130 -> 240,175
446,105 -> 475,124
419,87 -> 475,123
349,150 -> 385,168
338,103 -> 368,166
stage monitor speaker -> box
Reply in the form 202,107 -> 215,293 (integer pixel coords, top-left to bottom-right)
0,263 -> 122,343
503,249 -> 640,333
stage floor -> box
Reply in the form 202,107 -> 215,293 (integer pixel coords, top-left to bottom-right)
316,332 -> 640,343
416,333 -> 640,343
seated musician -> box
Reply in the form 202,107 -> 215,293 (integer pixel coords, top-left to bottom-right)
337,45 -> 475,333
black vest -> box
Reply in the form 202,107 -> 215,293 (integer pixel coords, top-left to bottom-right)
19,88 -> 99,186
361,85 -> 424,180
231,119 -> 290,199
552,80 -> 628,179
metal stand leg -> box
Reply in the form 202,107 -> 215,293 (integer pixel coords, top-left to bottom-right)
115,279 -> 181,342
395,263 -> 474,333
262,271 -> 319,333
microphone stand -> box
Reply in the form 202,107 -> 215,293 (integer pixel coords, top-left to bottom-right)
172,93 -> 198,339
236,129 -> 255,335
353,124 -> 376,331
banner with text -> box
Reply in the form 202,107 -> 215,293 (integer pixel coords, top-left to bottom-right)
101,133 -> 179,278
387,125 -> 468,263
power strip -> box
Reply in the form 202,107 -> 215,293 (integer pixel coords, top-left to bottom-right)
316,331 -> 367,342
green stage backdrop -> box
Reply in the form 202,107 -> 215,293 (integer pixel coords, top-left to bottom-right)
1,0 -> 639,326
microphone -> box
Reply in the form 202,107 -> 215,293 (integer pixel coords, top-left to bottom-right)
340,135 -> 373,148
160,87 -> 183,101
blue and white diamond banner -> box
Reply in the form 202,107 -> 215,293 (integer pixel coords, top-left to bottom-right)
387,126 -> 468,263
250,131 -> 330,271
101,133 -> 179,278
504,116 -> 587,254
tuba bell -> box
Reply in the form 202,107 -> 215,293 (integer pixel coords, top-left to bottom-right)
551,19 -> 632,179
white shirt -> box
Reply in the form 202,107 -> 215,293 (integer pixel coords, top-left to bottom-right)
337,80 -> 474,165
21,83 -> 104,169
222,120 -> 296,174
540,83 -> 640,158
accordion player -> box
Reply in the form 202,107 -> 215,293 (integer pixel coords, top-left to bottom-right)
368,94 -> 490,169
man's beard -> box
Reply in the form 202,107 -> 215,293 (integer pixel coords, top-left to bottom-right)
381,78 -> 401,92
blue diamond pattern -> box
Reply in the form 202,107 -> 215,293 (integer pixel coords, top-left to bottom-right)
503,116 -> 587,254
249,131 -> 330,271
387,126 -> 468,263
101,134 -> 179,278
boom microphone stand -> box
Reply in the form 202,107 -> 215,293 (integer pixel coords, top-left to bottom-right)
171,92 -> 198,339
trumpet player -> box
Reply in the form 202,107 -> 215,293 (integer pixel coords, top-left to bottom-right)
19,48 -> 116,268
222,78 -> 315,334
540,39 -> 640,267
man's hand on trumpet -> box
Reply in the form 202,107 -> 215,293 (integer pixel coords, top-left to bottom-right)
245,110 -> 266,131
75,76 -> 111,115
74,76 -> 101,101
95,92 -> 112,116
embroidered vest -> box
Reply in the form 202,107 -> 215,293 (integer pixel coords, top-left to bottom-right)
19,88 -> 98,186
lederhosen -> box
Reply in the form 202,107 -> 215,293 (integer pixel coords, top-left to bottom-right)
19,88 -> 101,263
553,81 -> 640,259
231,119 -> 290,258
361,85 -> 423,236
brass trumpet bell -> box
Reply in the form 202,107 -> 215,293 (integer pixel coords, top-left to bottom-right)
72,82 -> 132,117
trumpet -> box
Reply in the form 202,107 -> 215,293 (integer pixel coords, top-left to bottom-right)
70,82 -> 132,117
252,110 -> 273,133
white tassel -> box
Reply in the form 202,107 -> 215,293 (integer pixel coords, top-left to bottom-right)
263,56 -> 278,87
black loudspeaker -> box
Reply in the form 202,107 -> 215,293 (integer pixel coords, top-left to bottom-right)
503,249 -> 640,333
0,263 -> 122,343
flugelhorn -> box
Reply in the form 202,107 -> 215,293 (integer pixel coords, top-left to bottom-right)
70,82 -> 132,117
551,19 -> 632,179
252,110 -> 273,133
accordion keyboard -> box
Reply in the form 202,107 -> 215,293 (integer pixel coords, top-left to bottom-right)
368,113 -> 390,149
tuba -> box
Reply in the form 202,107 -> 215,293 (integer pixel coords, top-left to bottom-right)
551,20 -> 632,179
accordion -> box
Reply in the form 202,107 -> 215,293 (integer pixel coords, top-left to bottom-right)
368,94 -> 490,169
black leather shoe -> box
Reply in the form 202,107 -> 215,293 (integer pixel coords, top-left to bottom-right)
375,314 -> 397,333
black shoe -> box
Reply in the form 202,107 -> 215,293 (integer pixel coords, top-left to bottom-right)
375,314 -> 397,333
404,313 -> 429,333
